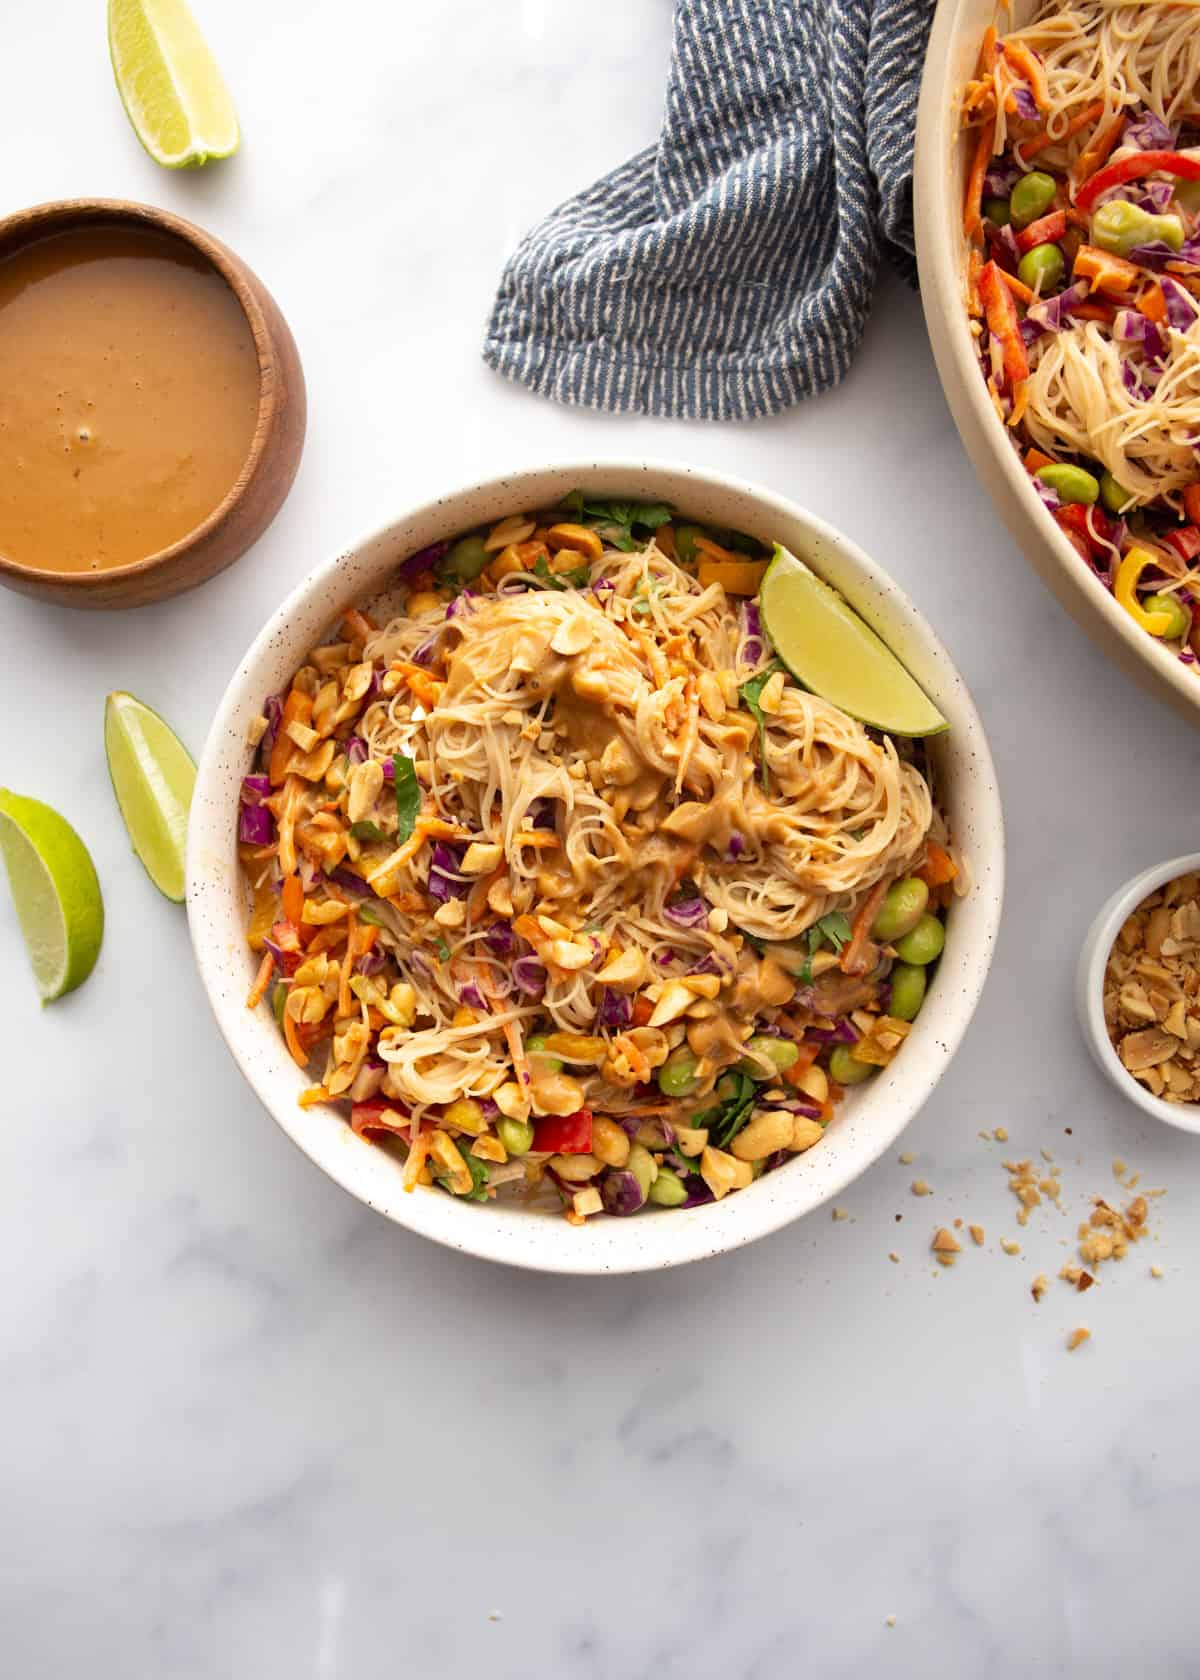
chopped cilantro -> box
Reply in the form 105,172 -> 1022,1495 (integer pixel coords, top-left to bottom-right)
349,819 -> 386,842
707,1070 -> 758,1150
437,1145 -> 490,1203
738,659 -> 785,789
436,938 -> 451,961
392,754 -> 420,843
796,911 -> 853,984
559,491 -> 674,551
532,555 -> 590,592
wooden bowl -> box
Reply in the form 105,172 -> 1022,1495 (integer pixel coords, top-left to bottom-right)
0,198 -> 306,610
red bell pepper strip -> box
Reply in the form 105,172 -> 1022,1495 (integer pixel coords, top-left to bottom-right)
1015,210 -> 1067,254
1054,502 -> 1117,560
1074,150 -> 1200,213
978,260 -> 1029,391
1162,526 -> 1200,564
351,1099 -> 412,1140
268,921 -> 303,975
531,1109 -> 593,1154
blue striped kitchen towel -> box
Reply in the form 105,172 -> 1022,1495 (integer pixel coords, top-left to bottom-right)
483,0 -> 935,421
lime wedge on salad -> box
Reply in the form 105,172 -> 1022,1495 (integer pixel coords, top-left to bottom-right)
105,692 -> 196,902
0,790 -> 105,1003
759,545 -> 947,737
108,0 -> 240,169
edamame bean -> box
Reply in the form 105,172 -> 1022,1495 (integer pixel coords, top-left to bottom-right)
983,197 -> 1011,227
888,962 -> 927,1023
893,913 -> 946,966
871,877 -> 930,943
658,1047 -> 700,1097
1091,199 -> 1183,257
1037,463 -> 1100,506
444,534 -> 491,580
648,1167 -> 688,1207
674,525 -> 706,565
1010,171 -> 1056,227
829,1045 -> 875,1086
497,1118 -> 535,1157
526,1035 -> 563,1074
272,983 -> 288,1028
1099,470 -> 1134,514
741,1035 -> 801,1080
627,1142 -> 657,1199
1142,593 -> 1192,640
1017,243 -> 1065,292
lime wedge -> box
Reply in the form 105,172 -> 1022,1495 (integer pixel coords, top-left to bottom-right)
104,691 -> 196,902
758,545 -> 948,737
108,0 -> 240,169
0,791 -> 104,1003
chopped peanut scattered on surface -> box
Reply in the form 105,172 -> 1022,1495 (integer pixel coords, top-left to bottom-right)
969,1224 -> 985,1246
911,1179 -> 932,1197
1031,1274 -> 1048,1302
1067,1327 -> 1091,1352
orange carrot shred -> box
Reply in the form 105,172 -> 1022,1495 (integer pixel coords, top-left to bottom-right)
1016,98 -> 1103,163
963,120 -> 993,242
841,880 -> 888,976
246,950 -> 275,1010
283,1009 -> 310,1069
281,873 -> 304,926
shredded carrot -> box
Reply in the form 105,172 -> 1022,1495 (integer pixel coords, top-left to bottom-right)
632,995 -> 654,1027
514,830 -> 561,849
999,269 -> 1036,306
246,950 -> 276,1010
841,880 -> 888,976
468,867 -> 504,922
269,689 -> 312,786
963,119 -> 994,241
693,535 -> 737,565
783,1044 -> 822,1086
281,873 -> 304,925
1016,97 -> 1104,163
1072,244 -> 1139,296
298,1085 -> 330,1109
967,248 -> 984,319
1137,283 -> 1168,325
397,663 -> 440,709
283,1009 -> 309,1068
1001,39 -> 1049,110
918,842 -> 959,889
1023,446 -> 1054,474
340,608 -> 375,643
1184,485 -> 1200,525
1072,113 -> 1125,189
976,23 -> 998,76
1070,301 -> 1116,323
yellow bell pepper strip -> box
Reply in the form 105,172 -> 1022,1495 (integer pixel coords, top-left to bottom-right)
696,556 -> 768,596
1114,547 -> 1174,636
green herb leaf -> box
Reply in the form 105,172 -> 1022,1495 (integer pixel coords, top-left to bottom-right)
392,755 -> 420,843
436,937 -> 451,961
436,1144 -> 491,1203
349,819 -> 386,842
532,556 -> 567,591
709,1070 -> 757,1151
815,911 -> 851,953
271,982 -> 289,1028
558,489 -> 675,552
738,660 -> 785,790
630,502 -> 673,530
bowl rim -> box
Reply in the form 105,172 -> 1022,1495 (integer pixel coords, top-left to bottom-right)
1077,851 -> 1200,1134
913,0 -> 1200,725
0,197 -> 278,594
186,457 -> 1006,1273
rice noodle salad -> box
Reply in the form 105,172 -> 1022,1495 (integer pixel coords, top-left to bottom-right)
238,495 -> 960,1223
961,1 -> 1200,662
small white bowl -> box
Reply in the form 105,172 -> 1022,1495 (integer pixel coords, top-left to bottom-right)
187,460 -> 1005,1273
1077,853 -> 1200,1134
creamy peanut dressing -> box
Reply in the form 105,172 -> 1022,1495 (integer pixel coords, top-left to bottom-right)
0,225 -> 260,573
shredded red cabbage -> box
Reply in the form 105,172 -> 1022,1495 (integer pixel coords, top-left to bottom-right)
399,540 -> 449,578
512,956 -> 547,996
595,989 -> 632,1030
259,695 -> 283,765
326,865 -> 370,897
983,159 -> 1019,196
1161,276 -> 1199,331
1010,85 -> 1038,123
239,803 -> 274,845
458,981 -> 486,1009
664,894 -> 708,928
356,948 -> 388,977
240,774 -> 271,806
428,842 -> 468,902
344,737 -> 369,766
601,1169 -> 645,1216
484,923 -> 515,956
1125,110 -> 1175,150
1025,282 -> 1089,339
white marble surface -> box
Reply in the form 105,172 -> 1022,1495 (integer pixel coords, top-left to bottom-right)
4,1 -> 1200,1674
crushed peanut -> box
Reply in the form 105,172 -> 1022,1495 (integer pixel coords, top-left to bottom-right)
1066,1327 -> 1091,1352
1000,1238 -> 1021,1256
1104,872 -> 1200,1102
1031,1273 -> 1048,1302
969,1224 -> 985,1246
993,1127 -> 1008,1142
911,1179 -> 932,1197
931,1228 -> 961,1267
1003,1157 -> 1062,1226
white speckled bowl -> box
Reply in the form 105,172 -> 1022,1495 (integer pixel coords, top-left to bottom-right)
187,461 -> 1005,1273
1077,853 -> 1200,1134
915,0 -> 1200,728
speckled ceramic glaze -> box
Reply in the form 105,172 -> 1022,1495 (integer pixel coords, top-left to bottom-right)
915,0 -> 1200,729
1077,853 -> 1200,1135
186,461 -> 1005,1273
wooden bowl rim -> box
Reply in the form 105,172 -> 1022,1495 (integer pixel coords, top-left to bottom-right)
0,196 -> 285,594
